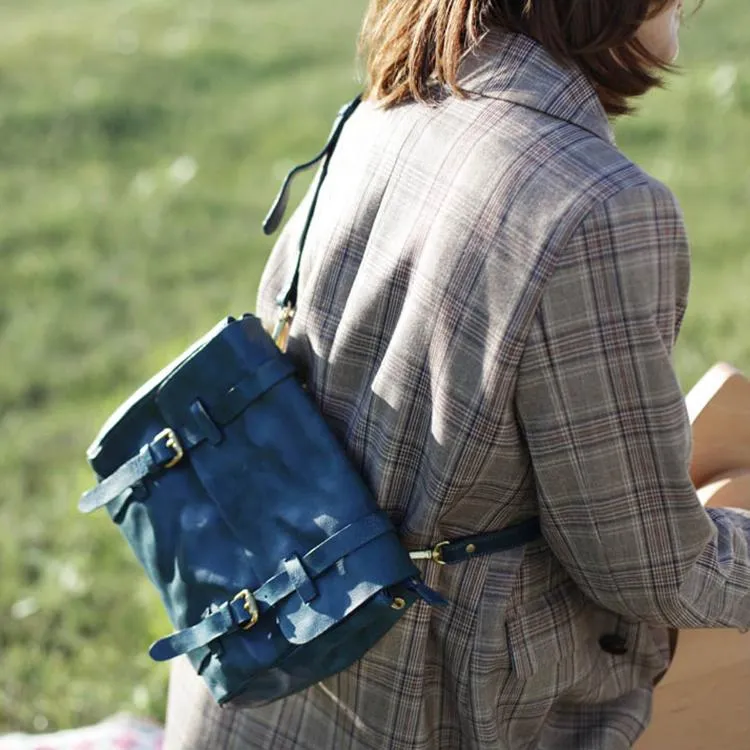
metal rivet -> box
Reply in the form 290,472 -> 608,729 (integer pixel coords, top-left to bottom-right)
465,543 -> 476,555
390,597 -> 406,610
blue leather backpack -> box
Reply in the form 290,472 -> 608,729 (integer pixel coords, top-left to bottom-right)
78,97 -> 541,707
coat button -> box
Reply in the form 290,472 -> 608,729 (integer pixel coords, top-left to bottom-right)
599,633 -> 628,655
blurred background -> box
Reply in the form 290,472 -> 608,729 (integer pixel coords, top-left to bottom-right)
0,0 -> 748,736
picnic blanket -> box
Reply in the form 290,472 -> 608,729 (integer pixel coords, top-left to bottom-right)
0,715 -> 163,750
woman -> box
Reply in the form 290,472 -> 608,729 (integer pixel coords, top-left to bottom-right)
165,1 -> 750,748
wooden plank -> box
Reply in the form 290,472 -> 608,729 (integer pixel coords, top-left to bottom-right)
637,363 -> 750,749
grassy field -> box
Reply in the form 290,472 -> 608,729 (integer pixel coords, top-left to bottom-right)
1,0 -> 748,735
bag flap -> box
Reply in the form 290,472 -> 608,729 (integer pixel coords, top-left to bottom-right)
155,315 -> 293,442
86,316 -> 234,479
275,532 -> 417,645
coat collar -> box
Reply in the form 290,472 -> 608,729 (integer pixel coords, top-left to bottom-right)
458,30 -> 616,146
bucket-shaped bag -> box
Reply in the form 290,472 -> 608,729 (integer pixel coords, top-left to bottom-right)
78,97 -> 541,707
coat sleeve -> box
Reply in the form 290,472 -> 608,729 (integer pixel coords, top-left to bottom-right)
515,181 -> 750,628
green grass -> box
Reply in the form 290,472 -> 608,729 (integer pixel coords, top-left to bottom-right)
1,0 -> 749,735
617,1 -> 750,387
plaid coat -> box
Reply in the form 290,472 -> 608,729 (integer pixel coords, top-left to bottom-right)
164,30 -> 750,750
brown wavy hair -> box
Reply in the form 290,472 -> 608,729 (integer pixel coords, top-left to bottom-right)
359,1 -> 697,116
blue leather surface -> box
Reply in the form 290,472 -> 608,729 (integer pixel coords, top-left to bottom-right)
79,346 -> 297,513
148,509 -> 406,660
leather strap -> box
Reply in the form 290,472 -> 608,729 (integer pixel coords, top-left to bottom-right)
148,515 -> 542,661
263,95 -> 363,311
439,517 -> 542,564
176,356 -> 296,452
79,356 -> 296,514
148,510 -> 395,661
78,433 -> 179,514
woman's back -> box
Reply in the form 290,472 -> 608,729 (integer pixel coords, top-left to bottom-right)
257,29 -> 680,549
165,6 -> 750,750
163,30 -> 685,750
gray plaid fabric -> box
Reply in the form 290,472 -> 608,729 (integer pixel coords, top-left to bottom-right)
163,30 -> 750,750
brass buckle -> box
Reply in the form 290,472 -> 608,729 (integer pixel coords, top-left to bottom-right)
272,304 -> 295,353
431,541 -> 449,565
154,428 -> 184,469
232,589 -> 259,631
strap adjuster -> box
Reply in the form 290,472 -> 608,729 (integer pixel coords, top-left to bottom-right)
409,541 -> 449,565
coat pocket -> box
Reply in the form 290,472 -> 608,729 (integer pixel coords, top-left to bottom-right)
505,579 -> 667,686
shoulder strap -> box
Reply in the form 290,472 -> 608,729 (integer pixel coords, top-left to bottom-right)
263,95 -> 362,319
